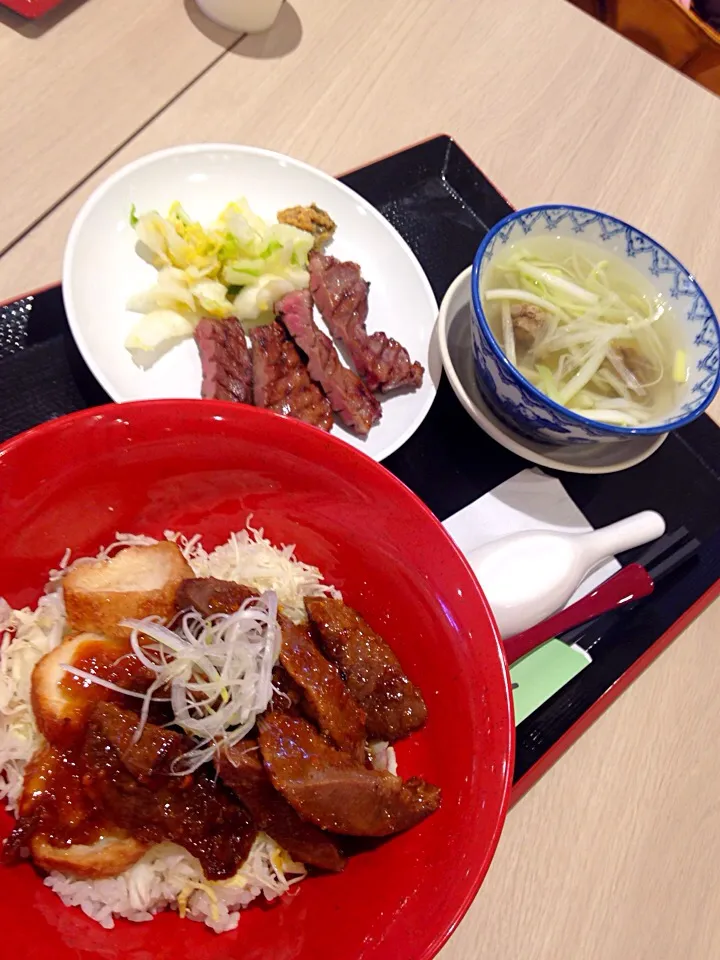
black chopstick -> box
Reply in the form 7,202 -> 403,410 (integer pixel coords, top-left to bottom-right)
560,527 -> 699,650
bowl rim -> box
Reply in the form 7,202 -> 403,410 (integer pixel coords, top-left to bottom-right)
470,203 -> 720,437
0,397 -> 516,960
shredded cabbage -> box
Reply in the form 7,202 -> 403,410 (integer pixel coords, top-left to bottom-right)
168,521 -> 341,623
126,199 -> 314,365
0,593 -> 66,812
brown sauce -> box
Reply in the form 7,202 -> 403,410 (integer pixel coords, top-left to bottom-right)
3,704 -> 256,881
61,639 -> 154,702
81,728 -> 255,879
3,742 -> 120,862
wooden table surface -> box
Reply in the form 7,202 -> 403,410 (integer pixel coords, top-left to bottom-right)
2,0 -> 720,957
0,0 -> 241,254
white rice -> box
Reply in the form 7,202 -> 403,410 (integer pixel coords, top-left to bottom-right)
369,740 -> 398,776
44,837 -> 306,932
0,525 -> 340,931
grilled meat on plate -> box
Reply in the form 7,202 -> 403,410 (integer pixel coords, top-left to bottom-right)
277,289 -> 381,436
250,320 -> 333,431
194,317 -> 253,404
308,252 -> 424,394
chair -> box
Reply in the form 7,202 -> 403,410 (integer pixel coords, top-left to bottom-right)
605,0 -> 720,94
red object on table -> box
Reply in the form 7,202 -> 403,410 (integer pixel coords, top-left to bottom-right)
0,399 -> 514,960
504,562 -> 655,664
2,0 -> 65,18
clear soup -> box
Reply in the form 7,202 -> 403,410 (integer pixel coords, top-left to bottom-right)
481,235 -> 687,427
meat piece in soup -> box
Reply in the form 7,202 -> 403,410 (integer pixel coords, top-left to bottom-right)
510,304 -> 546,349
615,345 -> 657,388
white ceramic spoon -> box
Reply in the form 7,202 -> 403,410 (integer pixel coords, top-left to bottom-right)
467,510 -> 666,638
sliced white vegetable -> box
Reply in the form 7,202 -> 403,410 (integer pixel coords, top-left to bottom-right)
127,266 -> 198,315
127,197 -> 316,365
124,309 -> 196,358
192,280 -> 236,319
484,288 -> 567,316
580,409 -> 642,426
518,261 -> 599,305
500,300 -> 516,366
233,274 -> 302,323
558,346 -> 608,405
673,349 -> 688,384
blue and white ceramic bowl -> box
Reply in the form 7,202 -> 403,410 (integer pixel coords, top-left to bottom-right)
470,205 -> 720,445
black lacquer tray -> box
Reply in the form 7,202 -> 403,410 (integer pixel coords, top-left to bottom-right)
3,135 -> 719,800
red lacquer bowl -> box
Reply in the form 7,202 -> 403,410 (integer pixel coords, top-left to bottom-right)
0,400 -> 514,960
2,0 -> 65,18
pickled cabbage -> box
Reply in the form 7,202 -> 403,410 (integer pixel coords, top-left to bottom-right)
125,199 -> 314,365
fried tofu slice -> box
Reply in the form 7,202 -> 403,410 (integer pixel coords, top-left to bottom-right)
30,633 -> 134,749
30,833 -> 148,879
63,542 -> 193,641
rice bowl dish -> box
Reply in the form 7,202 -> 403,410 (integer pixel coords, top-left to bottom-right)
0,525 -> 428,932
0,397 -> 515,960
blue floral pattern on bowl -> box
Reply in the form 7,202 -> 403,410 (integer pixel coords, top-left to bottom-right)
470,205 -> 720,445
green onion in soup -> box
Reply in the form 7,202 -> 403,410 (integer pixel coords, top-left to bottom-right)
481,237 -> 688,427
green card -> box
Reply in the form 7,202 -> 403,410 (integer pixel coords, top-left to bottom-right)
510,640 -> 591,725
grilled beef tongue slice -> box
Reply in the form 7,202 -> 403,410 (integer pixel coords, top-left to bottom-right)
305,597 -> 427,741
308,252 -> 424,393
258,712 -> 439,836
277,289 -> 381,435
250,320 -> 333,430
216,741 -> 346,872
194,317 -> 253,403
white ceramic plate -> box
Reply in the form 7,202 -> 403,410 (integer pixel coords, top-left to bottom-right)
63,144 -> 440,462
438,268 -> 667,474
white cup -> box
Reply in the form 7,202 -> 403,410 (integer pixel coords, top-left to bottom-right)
195,0 -> 284,33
